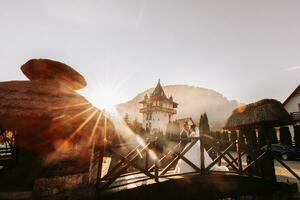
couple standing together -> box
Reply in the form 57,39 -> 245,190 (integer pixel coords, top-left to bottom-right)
174,120 -> 229,173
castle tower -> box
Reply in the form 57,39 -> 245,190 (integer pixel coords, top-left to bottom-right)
139,80 -> 178,134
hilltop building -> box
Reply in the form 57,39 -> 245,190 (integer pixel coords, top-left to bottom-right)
139,80 -> 178,134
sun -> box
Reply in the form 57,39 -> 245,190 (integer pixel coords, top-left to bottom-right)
83,83 -> 124,114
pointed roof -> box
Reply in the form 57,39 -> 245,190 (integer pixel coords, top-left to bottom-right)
151,79 -> 167,99
283,84 -> 300,106
139,79 -> 178,107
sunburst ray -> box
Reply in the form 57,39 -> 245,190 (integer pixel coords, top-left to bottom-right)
88,110 -> 104,146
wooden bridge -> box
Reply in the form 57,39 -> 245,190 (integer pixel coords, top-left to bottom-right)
95,135 -> 300,199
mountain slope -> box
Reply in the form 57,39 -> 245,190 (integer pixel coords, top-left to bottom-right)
116,85 -> 240,130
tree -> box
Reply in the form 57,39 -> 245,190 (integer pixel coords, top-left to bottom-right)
132,118 -> 144,135
199,112 -> 210,135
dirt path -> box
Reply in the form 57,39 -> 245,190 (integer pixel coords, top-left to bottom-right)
275,160 -> 300,191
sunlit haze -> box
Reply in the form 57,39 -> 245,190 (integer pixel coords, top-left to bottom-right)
0,0 -> 300,105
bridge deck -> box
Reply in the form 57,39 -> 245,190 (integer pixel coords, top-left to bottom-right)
97,171 -> 292,199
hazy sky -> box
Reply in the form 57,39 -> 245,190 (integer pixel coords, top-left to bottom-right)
0,0 -> 299,105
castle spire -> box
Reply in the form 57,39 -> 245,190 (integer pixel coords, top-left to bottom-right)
152,79 -> 167,99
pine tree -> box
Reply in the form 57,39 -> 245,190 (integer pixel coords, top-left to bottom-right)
199,114 -> 204,134
202,113 -> 210,134
132,118 -> 141,133
124,113 -> 130,126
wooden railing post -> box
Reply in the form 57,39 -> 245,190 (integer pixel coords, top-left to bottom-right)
145,150 -> 149,171
237,131 -> 243,175
200,137 -> 205,173
145,138 -> 149,171
155,160 -> 159,182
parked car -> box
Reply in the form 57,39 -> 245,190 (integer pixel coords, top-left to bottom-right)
261,144 -> 300,160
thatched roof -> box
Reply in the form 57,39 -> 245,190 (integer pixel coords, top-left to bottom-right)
21,59 -> 87,90
0,57 -> 118,158
0,80 -> 100,156
224,99 -> 292,129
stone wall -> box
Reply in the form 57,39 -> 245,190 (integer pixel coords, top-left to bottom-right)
33,172 -> 89,197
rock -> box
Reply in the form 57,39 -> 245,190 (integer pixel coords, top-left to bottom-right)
21,59 -> 87,90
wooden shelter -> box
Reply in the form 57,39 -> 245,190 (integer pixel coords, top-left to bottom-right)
225,99 -> 293,129
0,59 -> 114,193
224,99 -> 294,180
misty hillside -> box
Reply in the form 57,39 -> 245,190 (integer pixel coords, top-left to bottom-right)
116,85 -> 240,130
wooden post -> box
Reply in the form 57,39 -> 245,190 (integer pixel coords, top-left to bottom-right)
155,160 -> 159,182
259,125 -> 276,181
145,150 -> 149,171
96,114 -> 107,187
244,128 -> 259,176
218,150 -> 221,166
200,137 -> 205,173
237,130 -> 243,175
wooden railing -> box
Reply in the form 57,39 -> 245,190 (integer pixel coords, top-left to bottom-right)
140,106 -> 177,114
0,146 -> 13,165
97,135 -> 265,190
0,131 -> 15,163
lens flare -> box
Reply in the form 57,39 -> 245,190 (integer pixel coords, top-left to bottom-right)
83,83 -> 124,114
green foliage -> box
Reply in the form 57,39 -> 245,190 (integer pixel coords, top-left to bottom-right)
123,113 -> 145,135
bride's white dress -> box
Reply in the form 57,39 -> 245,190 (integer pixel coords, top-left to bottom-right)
174,128 -> 229,173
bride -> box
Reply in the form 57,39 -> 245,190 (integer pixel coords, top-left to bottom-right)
174,121 -> 229,173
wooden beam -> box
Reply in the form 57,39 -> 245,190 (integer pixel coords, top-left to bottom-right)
160,139 -> 198,175
205,142 -> 235,171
